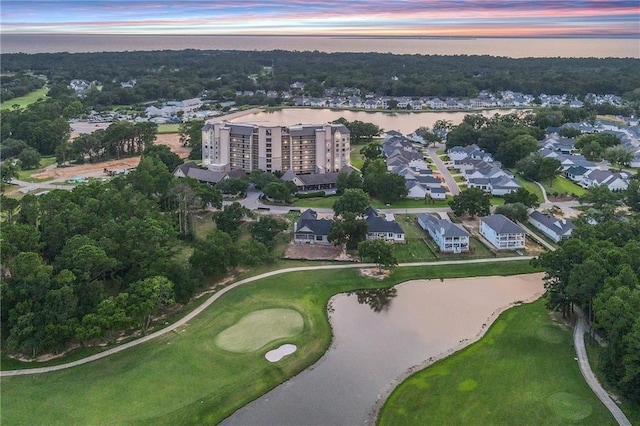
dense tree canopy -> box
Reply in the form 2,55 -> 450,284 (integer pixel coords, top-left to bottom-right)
0,164 -> 227,357
448,187 -> 491,218
358,239 -> 398,273
3,51 -> 638,111
534,210 -> 640,402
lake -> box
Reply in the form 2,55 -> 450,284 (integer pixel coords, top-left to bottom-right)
2,35 -> 638,58
223,273 -> 544,425
223,107 -> 519,135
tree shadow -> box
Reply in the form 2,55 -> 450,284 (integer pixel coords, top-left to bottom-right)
348,287 -> 398,313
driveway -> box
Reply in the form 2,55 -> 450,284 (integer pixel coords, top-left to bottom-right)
426,146 -> 460,195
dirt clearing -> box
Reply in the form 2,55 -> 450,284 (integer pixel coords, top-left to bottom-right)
32,133 -> 190,180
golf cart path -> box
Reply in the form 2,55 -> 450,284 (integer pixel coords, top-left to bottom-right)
1,257 -> 531,377
574,316 -> 631,426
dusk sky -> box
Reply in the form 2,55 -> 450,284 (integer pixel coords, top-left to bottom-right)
2,0 -> 639,37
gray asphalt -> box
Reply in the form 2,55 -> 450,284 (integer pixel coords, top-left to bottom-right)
426,145 -> 461,195
574,316 -> 631,426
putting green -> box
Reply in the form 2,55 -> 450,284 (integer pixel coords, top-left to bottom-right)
215,308 -> 304,353
546,392 -> 593,421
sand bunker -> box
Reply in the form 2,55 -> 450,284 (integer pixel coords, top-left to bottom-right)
265,344 -> 298,362
215,308 -> 304,353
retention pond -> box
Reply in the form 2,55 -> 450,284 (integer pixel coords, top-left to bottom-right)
223,273 -> 544,425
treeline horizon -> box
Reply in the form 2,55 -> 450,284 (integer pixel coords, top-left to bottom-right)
1,51 -> 638,109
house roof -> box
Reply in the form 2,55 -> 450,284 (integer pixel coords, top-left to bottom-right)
529,211 -> 576,235
366,216 -> 404,234
186,168 -> 228,184
418,214 -> 470,237
480,214 -> 524,235
364,206 -> 379,218
297,172 -> 340,186
227,169 -> 247,178
281,169 -> 297,182
296,209 -> 333,235
174,161 -> 200,176
565,165 -> 588,176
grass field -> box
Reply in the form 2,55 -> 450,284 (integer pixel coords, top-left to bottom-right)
1,261 -> 538,425
379,300 -> 617,425
512,174 -> 545,202
157,123 -> 181,134
350,148 -> 365,170
214,308 -> 304,353
1,87 -> 48,110
542,176 -> 587,197
16,156 -> 57,182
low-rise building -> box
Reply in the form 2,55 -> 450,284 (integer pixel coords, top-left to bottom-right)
479,214 -> 526,250
364,207 -> 405,243
294,209 -> 333,244
417,214 -> 470,253
528,211 -> 576,243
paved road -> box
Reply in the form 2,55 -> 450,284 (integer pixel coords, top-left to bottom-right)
9,178 -> 76,192
0,256 -> 532,377
426,146 -> 461,195
574,316 -> 632,426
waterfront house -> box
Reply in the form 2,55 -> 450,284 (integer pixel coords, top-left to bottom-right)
294,209 -> 333,244
364,207 -> 405,243
417,214 -> 470,253
528,211 -> 576,243
479,214 -> 526,250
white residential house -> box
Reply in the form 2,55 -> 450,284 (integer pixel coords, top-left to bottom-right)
406,181 -> 429,199
580,169 -> 630,191
417,214 -> 470,253
563,166 -> 589,184
364,207 -> 405,243
293,209 -> 333,244
528,211 -> 576,243
429,186 -> 447,200
466,176 -> 520,196
479,214 -> 526,250
429,98 -> 445,109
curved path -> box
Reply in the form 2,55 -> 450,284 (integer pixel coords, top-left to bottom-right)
0,256 -> 531,377
534,180 -> 550,203
574,316 -> 631,426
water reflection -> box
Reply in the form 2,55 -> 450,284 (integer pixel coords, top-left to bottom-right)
348,287 -> 397,312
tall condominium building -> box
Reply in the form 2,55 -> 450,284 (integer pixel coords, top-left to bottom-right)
202,121 -> 350,174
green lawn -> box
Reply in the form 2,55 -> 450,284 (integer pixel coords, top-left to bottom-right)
1,87 -> 48,110
350,148 -> 365,170
292,196 -> 337,209
370,197 -> 451,209
157,123 -> 181,134
379,300 -> 617,425
1,261 -> 538,425
16,156 -> 57,182
542,176 -> 587,197
512,174 -> 545,202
